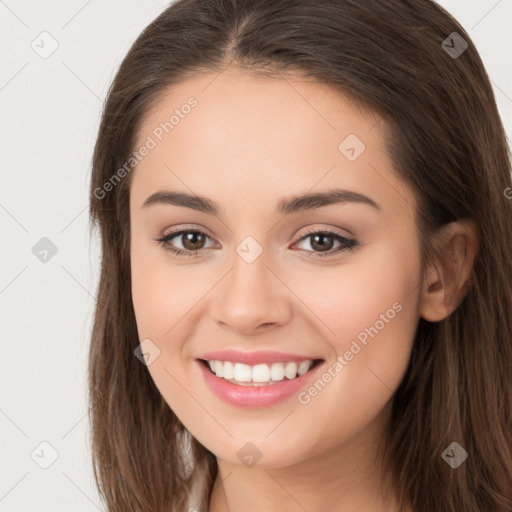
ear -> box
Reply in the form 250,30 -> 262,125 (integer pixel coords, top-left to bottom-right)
419,219 -> 479,322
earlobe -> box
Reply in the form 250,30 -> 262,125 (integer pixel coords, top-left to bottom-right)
419,219 -> 479,322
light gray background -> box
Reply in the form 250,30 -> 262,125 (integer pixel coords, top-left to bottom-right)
1,1 -> 511,510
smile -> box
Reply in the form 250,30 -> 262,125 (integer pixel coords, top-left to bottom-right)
195,354 -> 325,408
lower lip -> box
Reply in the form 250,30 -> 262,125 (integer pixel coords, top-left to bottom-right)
196,360 -> 324,408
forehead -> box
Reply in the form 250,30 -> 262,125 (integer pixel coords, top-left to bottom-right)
136,67 -> 380,153
130,68 -> 415,217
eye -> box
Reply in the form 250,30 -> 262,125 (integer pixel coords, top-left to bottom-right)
154,226 -> 357,259
292,228 -> 357,258
155,227 -> 217,258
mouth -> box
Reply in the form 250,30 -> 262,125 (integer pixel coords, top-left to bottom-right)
198,358 -> 324,387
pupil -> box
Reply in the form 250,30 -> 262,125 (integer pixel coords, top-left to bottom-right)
183,232 -> 204,250
312,234 -> 333,251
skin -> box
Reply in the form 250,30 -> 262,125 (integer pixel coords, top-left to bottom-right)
129,66 -> 478,512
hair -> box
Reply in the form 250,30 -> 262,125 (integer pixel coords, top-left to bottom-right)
87,0 -> 512,510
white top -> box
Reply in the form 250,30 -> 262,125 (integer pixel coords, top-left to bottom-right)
185,465 -> 211,512
179,430 -> 212,512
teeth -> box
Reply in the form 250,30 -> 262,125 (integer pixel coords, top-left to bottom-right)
252,363 -> 270,383
214,360 -> 224,378
233,363 -> 252,382
298,361 -> 311,376
270,363 -> 285,381
206,359 -> 316,385
223,361 -> 235,380
284,362 -> 298,379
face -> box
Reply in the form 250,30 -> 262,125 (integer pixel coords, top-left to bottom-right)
129,67 -> 423,468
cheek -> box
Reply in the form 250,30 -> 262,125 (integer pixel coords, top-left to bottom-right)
329,269 -> 417,350
286,262 -> 420,450
130,242 -> 203,417
130,240 -> 203,339
291,245 -> 421,393
291,247 -> 420,344
130,240 -> 210,399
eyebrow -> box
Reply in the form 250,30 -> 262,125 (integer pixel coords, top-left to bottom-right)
141,188 -> 381,215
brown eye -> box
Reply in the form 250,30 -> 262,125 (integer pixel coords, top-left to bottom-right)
308,233 -> 335,252
180,231 -> 207,251
155,228 -> 216,258
293,229 -> 357,258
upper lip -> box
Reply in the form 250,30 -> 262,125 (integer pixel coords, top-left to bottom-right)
196,350 -> 323,366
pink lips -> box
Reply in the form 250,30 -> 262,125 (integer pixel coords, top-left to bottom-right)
195,350 -> 324,408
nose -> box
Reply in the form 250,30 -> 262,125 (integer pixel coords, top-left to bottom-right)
210,249 -> 293,335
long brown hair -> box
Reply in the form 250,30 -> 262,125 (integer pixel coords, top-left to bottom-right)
88,1 -> 512,510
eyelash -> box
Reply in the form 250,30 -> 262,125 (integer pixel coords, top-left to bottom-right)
154,226 -> 357,259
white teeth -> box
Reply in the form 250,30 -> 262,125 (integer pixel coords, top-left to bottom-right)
298,361 -> 312,376
234,363 -> 252,382
205,359 -> 317,385
252,363 -> 271,383
213,360 -> 224,378
270,363 -> 285,381
284,362 -> 298,379
223,361 -> 235,380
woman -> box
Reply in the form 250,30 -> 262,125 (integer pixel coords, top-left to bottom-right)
88,1 -> 512,510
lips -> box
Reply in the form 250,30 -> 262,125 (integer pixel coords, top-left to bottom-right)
195,350 -> 326,407
196,358 -> 324,407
